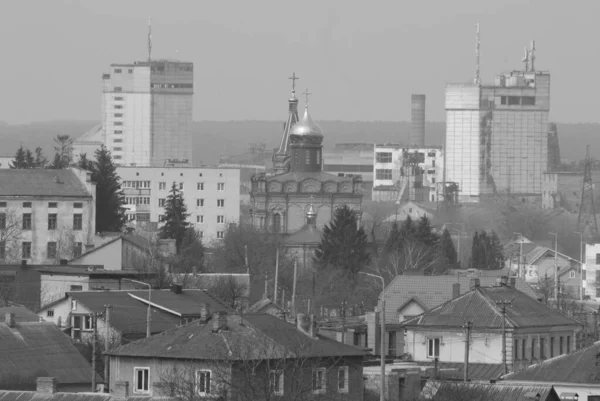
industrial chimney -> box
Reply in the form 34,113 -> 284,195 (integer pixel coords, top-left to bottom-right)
410,94 -> 426,147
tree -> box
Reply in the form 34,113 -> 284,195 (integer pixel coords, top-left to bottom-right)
471,230 -> 504,270
9,146 -> 27,169
438,229 -> 458,267
314,205 -> 370,278
0,208 -> 22,263
76,153 -> 94,171
209,275 -> 249,310
159,182 -> 190,252
171,228 -> 204,275
33,147 -> 47,168
93,145 -> 127,233
48,134 -> 74,169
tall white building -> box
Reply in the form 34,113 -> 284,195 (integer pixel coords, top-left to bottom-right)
75,60 -> 194,167
116,167 -> 240,241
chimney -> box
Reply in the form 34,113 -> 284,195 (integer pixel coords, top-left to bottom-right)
309,314 -> 317,338
36,377 -> 57,395
21,260 -> 27,267
470,278 -> 480,290
5,313 -> 15,328
212,311 -> 228,332
296,313 -> 309,332
200,303 -> 211,322
170,283 -> 183,294
452,283 -> 460,299
509,277 -> 516,288
113,381 -> 129,399
500,276 -> 509,286
60,259 -> 68,266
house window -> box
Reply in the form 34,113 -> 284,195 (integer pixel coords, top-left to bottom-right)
74,202 -> 83,209
0,243 -> 5,260
48,202 -> 58,208
514,339 -> 520,360
47,242 -> 57,259
70,285 -> 83,291
550,337 -> 554,358
596,253 -> 600,264
312,368 -> 326,394
570,271 -> 576,278
388,331 -> 397,356
71,300 -> 77,310
159,182 -> 166,190
305,149 -> 310,164
217,215 -> 224,224
158,199 -> 166,207
427,338 -> 440,358
47,310 -> 54,317
338,366 -> 349,393
197,199 -> 204,207
134,367 -> 150,394
217,231 -> 224,239
22,242 -> 31,258
22,213 -> 32,230
48,214 -> 57,230
83,315 -> 93,330
217,199 -> 224,207
376,169 -> 393,180
0,213 -> 5,230
270,370 -> 284,396
353,332 -> 361,346
73,242 -> 82,258
540,337 -> 545,359
272,213 -> 281,233
179,182 -> 184,190
22,202 -> 32,208
567,336 -> 571,353
559,336 -> 564,354
197,182 -> 204,190
73,214 -> 83,230
376,152 -> 392,163
197,215 -> 204,223
531,338 -> 536,360
522,338 -> 526,360
195,370 -> 211,396
217,183 -> 224,191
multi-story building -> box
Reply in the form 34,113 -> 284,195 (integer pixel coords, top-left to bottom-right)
116,166 -> 240,241
542,171 -> 600,211
323,143 -> 374,197
0,168 -> 96,264
372,144 -> 443,203
445,43 -> 550,202
74,59 -> 194,167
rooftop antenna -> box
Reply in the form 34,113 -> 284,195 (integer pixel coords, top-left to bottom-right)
529,40 -> 536,72
474,23 -> 481,85
522,46 -> 530,72
147,16 -> 152,63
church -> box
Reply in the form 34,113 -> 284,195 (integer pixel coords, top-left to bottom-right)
249,74 -> 363,238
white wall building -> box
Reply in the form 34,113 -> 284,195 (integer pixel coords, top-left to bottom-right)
117,166 -> 240,242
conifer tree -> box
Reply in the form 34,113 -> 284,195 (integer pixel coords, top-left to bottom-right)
93,145 -> 127,232
33,147 -> 47,168
10,146 -> 27,169
49,134 -> 74,169
314,205 -> 370,278
438,228 -> 458,266
415,215 -> 439,246
77,153 -> 94,171
159,182 -> 190,252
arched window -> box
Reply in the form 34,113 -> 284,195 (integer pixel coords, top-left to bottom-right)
272,213 -> 281,233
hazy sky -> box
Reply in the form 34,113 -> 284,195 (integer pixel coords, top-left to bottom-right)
1,0 -> 598,124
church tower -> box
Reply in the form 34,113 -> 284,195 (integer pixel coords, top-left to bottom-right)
289,89 -> 323,173
273,73 -> 300,174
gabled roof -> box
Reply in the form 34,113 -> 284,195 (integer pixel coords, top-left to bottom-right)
382,275 -> 539,322
396,296 -> 428,313
503,341 -> 600,383
108,313 -> 367,360
36,266 -> 140,277
127,289 -> 233,317
425,381 -> 559,401
248,298 -> 284,314
0,306 -> 39,323
0,390 -> 172,401
0,168 -> 91,197
405,285 -> 581,329
418,362 -> 504,381
0,321 -> 101,385
69,233 -> 165,264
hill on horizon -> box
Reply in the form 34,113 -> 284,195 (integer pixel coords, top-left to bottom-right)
0,120 -> 598,165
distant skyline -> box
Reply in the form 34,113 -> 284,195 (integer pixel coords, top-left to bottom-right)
1,0 -> 599,124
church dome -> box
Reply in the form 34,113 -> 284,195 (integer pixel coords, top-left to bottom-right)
291,108 -> 323,138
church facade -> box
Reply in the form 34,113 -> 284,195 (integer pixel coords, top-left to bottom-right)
249,76 -> 363,235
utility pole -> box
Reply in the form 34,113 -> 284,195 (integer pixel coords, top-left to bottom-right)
274,248 -> 279,304
463,321 -> 473,382
341,299 -> 347,345
594,312 -> 598,342
292,258 -> 298,318
496,300 -> 512,374
104,305 -> 112,392
91,313 -> 97,392
550,232 -> 559,308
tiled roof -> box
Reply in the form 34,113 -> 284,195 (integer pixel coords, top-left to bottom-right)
0,169 -> 91,197
382,275 -> 539,323
503,341 -> 600,383
108,313 -> 368,360
67,292 -> 181,336
0,306 -> 39,323
426,381 -> 558,401
127,289 -> 233,316
419,362 -> 504,380
0,391 -> 173,401
406,285 -> 581,329
0,321 -> 101,385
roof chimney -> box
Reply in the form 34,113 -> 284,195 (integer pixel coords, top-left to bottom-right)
500,276 -> 509,286
113,381 -> 129,399
36,377 -> 57,395
5,313 -> 15,328
200,303 -> 211,322
470,278 -> 480,290
170,283 -> 183,294
212,311 -> 228,332
452,283 -> 460,299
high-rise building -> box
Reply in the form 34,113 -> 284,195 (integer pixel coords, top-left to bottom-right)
445,42 -> 550,202
74,60 -> 194,167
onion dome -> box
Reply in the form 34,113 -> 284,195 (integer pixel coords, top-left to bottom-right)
291,107 -> 323,138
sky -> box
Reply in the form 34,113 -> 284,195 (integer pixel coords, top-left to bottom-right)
0,0 -> 598,124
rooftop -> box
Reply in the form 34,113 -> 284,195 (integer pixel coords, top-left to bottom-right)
127,288 -> 233,317
36,266 -> 142,276
424,381 -> 559,401
0,306 -> 39,323
0,168 -> 92,198
108,313 -> 367,360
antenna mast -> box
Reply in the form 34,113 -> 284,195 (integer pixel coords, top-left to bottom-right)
147,16 -> 152,63
530,40 -> 536,72
474,23 -> 481,85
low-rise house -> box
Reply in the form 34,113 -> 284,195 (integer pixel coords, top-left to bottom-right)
0,312 -> 101,391
403,278 -> 582,379
38,286 -> 232,343
503,341 -> 600,401
107,312 -> 367,400
422,381 -> 561,401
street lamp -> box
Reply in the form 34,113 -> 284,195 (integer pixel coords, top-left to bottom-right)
574,231 -> 585,302
122,278 -> 152,337
549,233 -> 559,305
359,272 -> 386,401
513,232 -> 524,278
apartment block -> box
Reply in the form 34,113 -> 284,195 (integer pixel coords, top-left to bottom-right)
117,166 -> 240,241
0,168 -> 96,264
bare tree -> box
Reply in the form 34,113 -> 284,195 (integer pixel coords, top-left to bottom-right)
0,208 -> 22,263
208,275 -> 249,310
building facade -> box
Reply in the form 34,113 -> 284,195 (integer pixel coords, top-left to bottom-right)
372,145 -> 443,203
0,155 -> 13,169
0,168 -> 96,265
250,83 -> 363,234
323,143 -> 374,197
445,43 -> 550,202
542,171 -> 600,211
116,166 -> 240,241
74,60 -> 193,167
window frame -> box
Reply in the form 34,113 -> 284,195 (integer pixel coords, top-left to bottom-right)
376,152 -> 393,163
427,337 -> 440,358
195,369 -> 211,396
47,242 -> 57,259
22,213 -> 32,230
73,213 -> 83,230
46,310 -> 54,317
217,182 -> 225,191
270,369 -> 284,396
48,213 -> 57,230
133,367 -> 150,394
337,366 -> 349,393
375,169 -> 393,180
312,367 -> 326,394
22,241 -> 32,258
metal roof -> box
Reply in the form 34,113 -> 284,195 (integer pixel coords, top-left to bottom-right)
0,169 -> 91,197
425,381 -> 559,401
